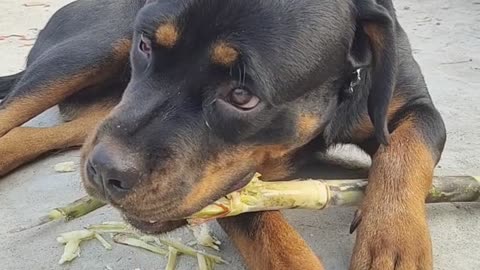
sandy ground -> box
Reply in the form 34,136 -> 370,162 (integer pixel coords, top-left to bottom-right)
0,0 -> 479,269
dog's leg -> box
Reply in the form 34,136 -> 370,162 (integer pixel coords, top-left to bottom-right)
350,108 -> 446,270
219,211 -> 324,270
0,39 -> 130,137
0,102 -> 113,177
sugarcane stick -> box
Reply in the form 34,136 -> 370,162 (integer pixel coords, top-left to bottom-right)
188,175 -> 480,223
11,197 -> 107,233
49,196 -> 106,221
16,175 -> 479,232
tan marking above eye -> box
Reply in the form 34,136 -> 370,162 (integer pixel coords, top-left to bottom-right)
155,23 -> 179,48
211,41 -> 239,67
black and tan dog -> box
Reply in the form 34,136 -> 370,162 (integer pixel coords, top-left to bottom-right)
0,0 -> 446,269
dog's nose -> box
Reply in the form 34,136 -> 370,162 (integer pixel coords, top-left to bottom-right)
86,144 -> 141,199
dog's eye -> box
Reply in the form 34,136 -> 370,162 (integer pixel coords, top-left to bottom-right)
227,88 -> 260,110
139,34 -> 152,55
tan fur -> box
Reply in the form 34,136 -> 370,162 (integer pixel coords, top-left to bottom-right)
220,211 -> 324,270
363,23 -> 384,51
253,145 -> 294,180
249,114 -> 322,180
155,23 -> 179,48
177,145 -> 293,213
179,148 -> 254,211
211,41 -> 239,67
0,102 -> 113,177
350,117 -> 435,270
351,95 -> 406,143
297,114 -> 321,141
0,38 -> 131,137
256,155 -> 293,180
0,73 -> 97,137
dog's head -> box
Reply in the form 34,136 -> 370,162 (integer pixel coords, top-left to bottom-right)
81,0 -> 397,233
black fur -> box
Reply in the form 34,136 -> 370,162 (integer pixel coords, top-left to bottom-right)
0,2 -> 446,267
0,71 -> 23,99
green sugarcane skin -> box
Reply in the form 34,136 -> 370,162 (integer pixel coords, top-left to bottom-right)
308,176 -> 480,207
324,180 -> 367,207
12,197 -> 107,233
327,176 -> 480,206
427,176 -> 480,203
51,197 -> 106,221
251,175 -> 480,207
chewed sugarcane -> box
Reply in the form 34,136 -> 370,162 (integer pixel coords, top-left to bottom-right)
166,247 -> 179,270
56,222 -> 227,269
189,224 -> 222,250
56,229 -> 95,264
188,174 -> 480,224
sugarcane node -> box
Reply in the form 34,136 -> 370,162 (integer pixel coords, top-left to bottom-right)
324,180 -> 333,208
350,209 -> 362,234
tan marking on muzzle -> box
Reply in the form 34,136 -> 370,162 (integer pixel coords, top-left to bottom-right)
180,144 -> 296,212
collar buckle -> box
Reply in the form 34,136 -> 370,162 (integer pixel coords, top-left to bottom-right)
348,68 -> 363,94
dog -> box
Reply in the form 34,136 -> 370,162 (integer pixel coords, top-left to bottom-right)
0,0 -> 446,269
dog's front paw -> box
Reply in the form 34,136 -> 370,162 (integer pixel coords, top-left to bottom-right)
349,202 -> 432,270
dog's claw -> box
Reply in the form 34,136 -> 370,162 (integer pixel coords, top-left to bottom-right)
350,209 -> 362,234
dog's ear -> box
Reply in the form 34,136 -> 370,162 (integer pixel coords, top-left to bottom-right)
352,0 -> 397,145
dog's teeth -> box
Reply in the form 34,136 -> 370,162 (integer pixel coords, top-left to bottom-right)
149,220 -> 157,224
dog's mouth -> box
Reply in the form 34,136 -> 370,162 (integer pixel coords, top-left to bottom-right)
224,171 -> 256,194
123,214 -> 187,234
122,171 -> 256,234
